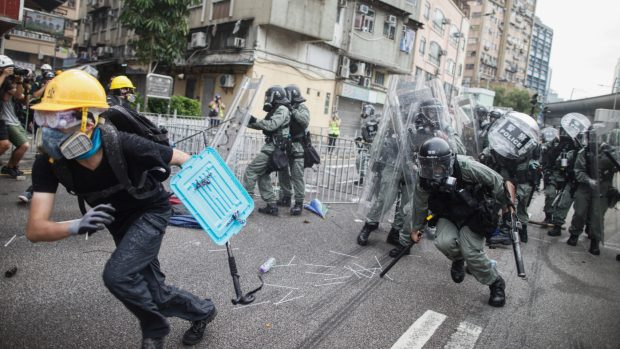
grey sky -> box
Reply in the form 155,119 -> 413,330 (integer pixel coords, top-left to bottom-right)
536,0 -> 620,100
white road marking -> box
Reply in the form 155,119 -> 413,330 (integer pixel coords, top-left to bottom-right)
443,321 -> 482,349
391,310 -> 447,349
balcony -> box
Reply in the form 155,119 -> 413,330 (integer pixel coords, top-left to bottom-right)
258,0 -> 337,41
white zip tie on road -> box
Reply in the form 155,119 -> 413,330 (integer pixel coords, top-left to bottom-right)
305,271 -> 338,276
264,283 -> 300,290
272,264 -> 298,268
287,255 -> 296,265
304,263 -> 335,268
323,275 -> 352,281
314,281 -> 345,287
4,234 -> 16,247
275,295 -> 304,306
329,250 -> 359,258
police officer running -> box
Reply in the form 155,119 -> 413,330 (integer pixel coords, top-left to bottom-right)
243,86 -> 291,216
276,84 -> 309,215
25,70 -> 217,349
400,137 -> 514,307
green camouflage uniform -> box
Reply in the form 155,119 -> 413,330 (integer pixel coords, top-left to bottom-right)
243,105 -> 290,204
401,156 -> 510,285
278,104 -> 310,203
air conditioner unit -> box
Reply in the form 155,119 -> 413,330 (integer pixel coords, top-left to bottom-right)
338,0 -> 347,8
350,62 -> 366,76
219,74 -> 235,88
440,50 -> 448,56
190,32 -> 207,49
442,18 -> 451,25
226,37 -> 245,48
387,15 -> 397,24
360,77 -> 371,88
339,56 -> 350,78
358,4 -> 369,14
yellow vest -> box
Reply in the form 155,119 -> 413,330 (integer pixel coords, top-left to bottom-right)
329,120 -> 340,136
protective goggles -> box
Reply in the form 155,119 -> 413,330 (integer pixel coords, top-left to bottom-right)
417,154 -> 454,180
34,110 -> 81,129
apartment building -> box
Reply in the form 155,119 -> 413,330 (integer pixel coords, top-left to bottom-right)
462,0 -> 536,89
613,58 -> 620,94
526,16 -> 552,99
411,0 -> 469,100
2,0 -> 77,72
178,0 -> 421,135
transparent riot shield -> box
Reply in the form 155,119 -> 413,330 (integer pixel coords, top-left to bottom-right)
211,76 -> 264,172
560,113 -> 590,147
452,95 -> 480,158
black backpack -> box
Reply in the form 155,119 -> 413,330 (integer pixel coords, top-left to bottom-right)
101,105 -> 170,146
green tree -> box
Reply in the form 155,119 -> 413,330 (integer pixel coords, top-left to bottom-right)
490,84 -> 538,114
170,95 -> 201,116
120,0 -> 192,73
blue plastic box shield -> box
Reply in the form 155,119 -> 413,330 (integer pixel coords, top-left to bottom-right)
170,147 -> 254,245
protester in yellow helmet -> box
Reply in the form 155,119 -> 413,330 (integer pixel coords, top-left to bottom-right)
107,75 -> 137,109
26,69 -> 217,349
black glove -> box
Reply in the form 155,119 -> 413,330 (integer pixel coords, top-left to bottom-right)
69,204 -> 116,235
248,116 -> 257,124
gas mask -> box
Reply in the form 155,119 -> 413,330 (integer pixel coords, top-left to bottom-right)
126,94 -> 136,103
35,109 -> 102,160
421,176 -> 457,193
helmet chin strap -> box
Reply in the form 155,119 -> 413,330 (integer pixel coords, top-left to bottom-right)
80,107 -> 88,133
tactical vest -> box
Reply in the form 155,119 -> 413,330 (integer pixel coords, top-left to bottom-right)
262,105 -> 290,138
362,120 -> 379,143
289,109 -> 306,141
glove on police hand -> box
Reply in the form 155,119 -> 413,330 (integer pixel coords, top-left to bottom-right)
69,204 -> 116,235
248,116 -> 257,124
587,178 -> 599,191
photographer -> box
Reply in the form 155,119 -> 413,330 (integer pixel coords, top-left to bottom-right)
0,55 -> 30,179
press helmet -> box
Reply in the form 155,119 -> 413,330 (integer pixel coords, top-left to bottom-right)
41,64 -> 52,71
0,55 -> 14,68
263,85 -> 289,112
417,137 -> 455,180
284,84 -> 306,104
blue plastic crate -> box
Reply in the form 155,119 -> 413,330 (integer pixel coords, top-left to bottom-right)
170,147 -> 254,245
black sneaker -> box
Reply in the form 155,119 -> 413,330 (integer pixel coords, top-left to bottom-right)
1,166 -> 20,179
567,234 -> 578,246
142,337 -> 165,349
450,259 -> 465,283
182,307 -> 218,346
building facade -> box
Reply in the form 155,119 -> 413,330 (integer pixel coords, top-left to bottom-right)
411,0 -> 469,100
462,0 -> 536,89
613,58 -> 620,93
526,16 -> 552,99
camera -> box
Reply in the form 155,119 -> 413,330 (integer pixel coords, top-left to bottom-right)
13,66 -> 30,76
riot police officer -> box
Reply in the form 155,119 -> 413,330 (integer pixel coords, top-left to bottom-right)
243,86 -> 291,216
276,85 -> 310,215
355,106 -> 379,186
481,111 -> 540,244
399,137 -> 513,307
479,109 -> 503,150
566,127 -> 620,255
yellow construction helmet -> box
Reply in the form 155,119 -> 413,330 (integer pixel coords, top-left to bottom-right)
32,69 -> 109,111
110,75 -> 135,90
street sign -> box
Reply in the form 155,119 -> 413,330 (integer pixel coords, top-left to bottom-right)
146,73 -> 173,99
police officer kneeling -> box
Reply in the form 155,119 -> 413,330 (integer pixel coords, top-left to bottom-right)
397,137 -> 513,307
25,70 -> 216,348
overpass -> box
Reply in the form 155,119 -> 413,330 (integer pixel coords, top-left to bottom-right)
544,92 -> 620,125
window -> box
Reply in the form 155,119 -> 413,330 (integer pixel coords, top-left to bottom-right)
374,71 -> 385,85
189,0 -> 202,8
423,2 -> 430,20
466,64 -> 475,70
419,36 -> 426,55
383,17 -> 396,40
212,0 -> 231,20
449,24 -> 459,47
428,41 -> 441,66
432,9 -> 445,35
406,0 -> 418,6
445,59 -> 455,75
415,67 -> 424,81
354,8 -> 375,33
457,64 -> 462,76
324,93 -> 331,115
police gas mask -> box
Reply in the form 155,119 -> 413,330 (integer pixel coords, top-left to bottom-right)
35,109 -> 101,160
418,153 -> 456,193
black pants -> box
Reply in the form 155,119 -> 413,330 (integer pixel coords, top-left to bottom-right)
102,207 -> 215,338
327,134 -> 338,153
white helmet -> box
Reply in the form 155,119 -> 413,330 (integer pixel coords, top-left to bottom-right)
0,55 -> 14,68
41,64 -> 52,71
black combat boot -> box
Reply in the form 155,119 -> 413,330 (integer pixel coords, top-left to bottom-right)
488,276 -> 506,307
258,204 -> 279,216
354,178 -> 364,186
543,213 -> 552,224
141,337 -> 164,349
488,231 -> 512,246
290,201 -> 303,216
547,225 -> 562,237
519,224 -> 528,243
386,228 -> 401,246
589,239 -> 600,256
567,234 -> 578,246
389,244 -> 411,257
357,222 -> 378,246
450,259 -> 465,283
276,196 -> 291,207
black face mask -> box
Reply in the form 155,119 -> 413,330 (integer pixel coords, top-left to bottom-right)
420,176 -> 457,193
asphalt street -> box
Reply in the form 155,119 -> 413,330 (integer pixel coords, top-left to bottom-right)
1,170 -> 619,349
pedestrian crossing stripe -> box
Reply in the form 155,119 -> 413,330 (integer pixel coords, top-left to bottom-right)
391,310 -> 482,349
